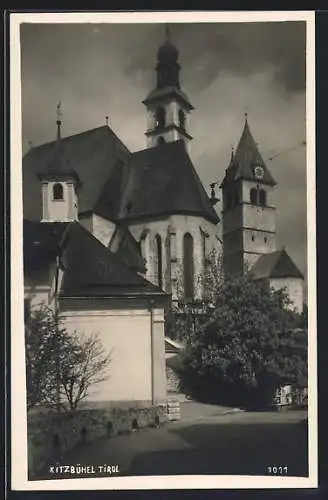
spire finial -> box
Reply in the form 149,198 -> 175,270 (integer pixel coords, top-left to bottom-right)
165,23 -> 170,43
56,101 -> 62,142
244,106 -> 249,123
105,116 -> 109,126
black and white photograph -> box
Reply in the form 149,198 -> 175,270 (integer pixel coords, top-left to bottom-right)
10,11 -> 317,491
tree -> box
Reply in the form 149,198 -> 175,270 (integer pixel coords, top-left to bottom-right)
25,304 -> 112,412
178,272 -> 307,408
165,250 -> 224,342
60,332 -> 112,411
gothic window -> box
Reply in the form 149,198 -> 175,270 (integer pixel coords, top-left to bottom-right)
157,136 -> 166,146
183,233 -> 194,303
259,189 -> 267,206
155,106 -> 166,129
250,188 -> 257,205
155,234 -> 163,289
53,182 -> 64,200
264,236 -> 268,244
179,109 -> 186,130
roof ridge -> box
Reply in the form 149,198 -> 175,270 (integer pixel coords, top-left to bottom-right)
24,125 -> 130,156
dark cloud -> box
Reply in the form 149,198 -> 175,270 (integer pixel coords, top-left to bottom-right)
122,22 -> 306,94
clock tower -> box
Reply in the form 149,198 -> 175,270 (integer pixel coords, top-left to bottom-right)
220,115 -> 277,277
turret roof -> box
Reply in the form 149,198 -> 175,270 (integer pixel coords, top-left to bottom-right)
221,118 -> 276,188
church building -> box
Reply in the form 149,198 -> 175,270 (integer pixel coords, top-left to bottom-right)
22,29 -> 304,406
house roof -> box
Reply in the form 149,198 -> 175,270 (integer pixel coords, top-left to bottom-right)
116,140 -> 220,224
221,119 -> 276,188
23,219 -> 70,270
109,224 -> 146,274
23,220 -> 167,299
23,126 -> 130,221
250,249 -> 304,280
23,127 -> 219,226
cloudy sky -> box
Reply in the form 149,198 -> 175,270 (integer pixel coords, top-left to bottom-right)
20,20 -> 307,278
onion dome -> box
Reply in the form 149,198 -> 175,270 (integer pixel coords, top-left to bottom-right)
157,40 -> 179,64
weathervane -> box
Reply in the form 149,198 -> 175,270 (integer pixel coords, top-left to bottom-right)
56,101 -> 62,142
210,182 -> 219,206
244,105 -> 249,122
165,23 -> 170,42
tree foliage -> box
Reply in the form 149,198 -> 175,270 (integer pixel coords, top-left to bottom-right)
25,305 -> 112,412
177,272 -> 307,408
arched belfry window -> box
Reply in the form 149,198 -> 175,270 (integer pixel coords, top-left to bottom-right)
155,106 -> 166,129
183,233 -> 194,303
250,188 -> 257,205
179,109 -> 186,130
53,183 -> 64,200
259,189 -> 267,206
157,136 -> 166,146
155,234 -> 163,289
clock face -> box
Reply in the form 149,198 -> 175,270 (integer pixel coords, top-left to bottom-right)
254,165 -> 264,179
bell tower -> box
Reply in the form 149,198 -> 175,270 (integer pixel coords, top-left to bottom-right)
38,103 -> 82,223
220,115 -> 277,276
142,25 -> 194,149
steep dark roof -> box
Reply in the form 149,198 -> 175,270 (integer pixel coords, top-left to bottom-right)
250,249 -> 304,280
109,225 -> 146,274
23,219 -> 70,270
221,119 -> 276,188
115,140 -> 219,224
23,126 -> 130,221
23,220 -> 167,299
60,223 -> 165,297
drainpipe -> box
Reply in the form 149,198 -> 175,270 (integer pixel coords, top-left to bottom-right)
149,299 -> 155,405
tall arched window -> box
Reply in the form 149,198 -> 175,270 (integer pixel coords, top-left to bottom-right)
155,106 -> 166,129
53,182 -> 64,200
179,109 -> 186,130
155,234 -> 163,289
250,188 -> 257,205
259,189 -> 267,206
157,136 -> 166,146
183,233 -> 194,303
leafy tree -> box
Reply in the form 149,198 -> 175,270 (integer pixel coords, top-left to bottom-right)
25,304 -> 112,412
178,272 -> 307,408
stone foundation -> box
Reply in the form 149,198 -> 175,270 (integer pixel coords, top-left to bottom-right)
28,404 -> 167,477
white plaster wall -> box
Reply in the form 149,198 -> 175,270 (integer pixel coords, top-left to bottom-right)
270,277 -> 304,313
92,214 -> 116,247
243,204 -> 276,233
128,214 -> 221,300
62,309 -> 153,403
78,214 -> 116,247
243,229 -> 276,254
42,181 -> 78,223
24,287 -> 52,310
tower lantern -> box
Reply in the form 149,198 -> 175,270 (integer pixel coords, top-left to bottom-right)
142,25 -> 194,149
